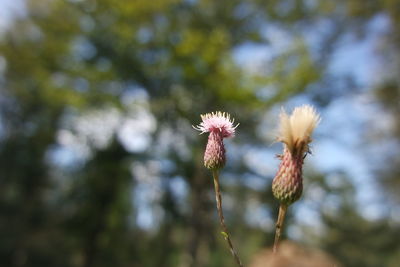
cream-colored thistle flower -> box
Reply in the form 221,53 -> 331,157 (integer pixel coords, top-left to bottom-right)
273,104 -> 320,205
278,105 -> 321,155
272,104 -> 321,254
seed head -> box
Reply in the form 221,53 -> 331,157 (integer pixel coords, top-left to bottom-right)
278,105 -> 320,156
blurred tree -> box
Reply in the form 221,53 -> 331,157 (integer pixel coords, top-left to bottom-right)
321,203 -> 400,267
65,139 -> 132,267
298,170 -> 400,267
331,0 -> 400,205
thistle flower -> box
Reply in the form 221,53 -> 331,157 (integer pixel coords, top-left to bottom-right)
193,111 -> 238,170
272,104 -> 320,253
193,111 -> 243,267
272,105 -> 320,205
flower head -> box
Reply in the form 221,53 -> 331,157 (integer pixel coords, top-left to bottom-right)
272,104 -> 320,205
193,111 -> 238,138
278,105 -> 320,155
194,111 -> 238,170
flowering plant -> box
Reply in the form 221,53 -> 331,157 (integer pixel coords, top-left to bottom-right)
193,105 -> 320,262
272,105 -> 320,253
194,111 -> 243,267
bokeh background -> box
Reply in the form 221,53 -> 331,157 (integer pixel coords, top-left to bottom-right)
1,0 -> 400,266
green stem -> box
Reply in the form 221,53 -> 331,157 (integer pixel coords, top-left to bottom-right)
212,170 -> 244,267
273,204 -> 288,254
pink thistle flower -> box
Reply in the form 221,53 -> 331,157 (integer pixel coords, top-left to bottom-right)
193,111 -> 238,137
193,111 -> 238,169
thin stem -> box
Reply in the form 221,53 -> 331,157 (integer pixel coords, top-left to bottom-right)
273,204 -> 288,254
212,170 -> 244,267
